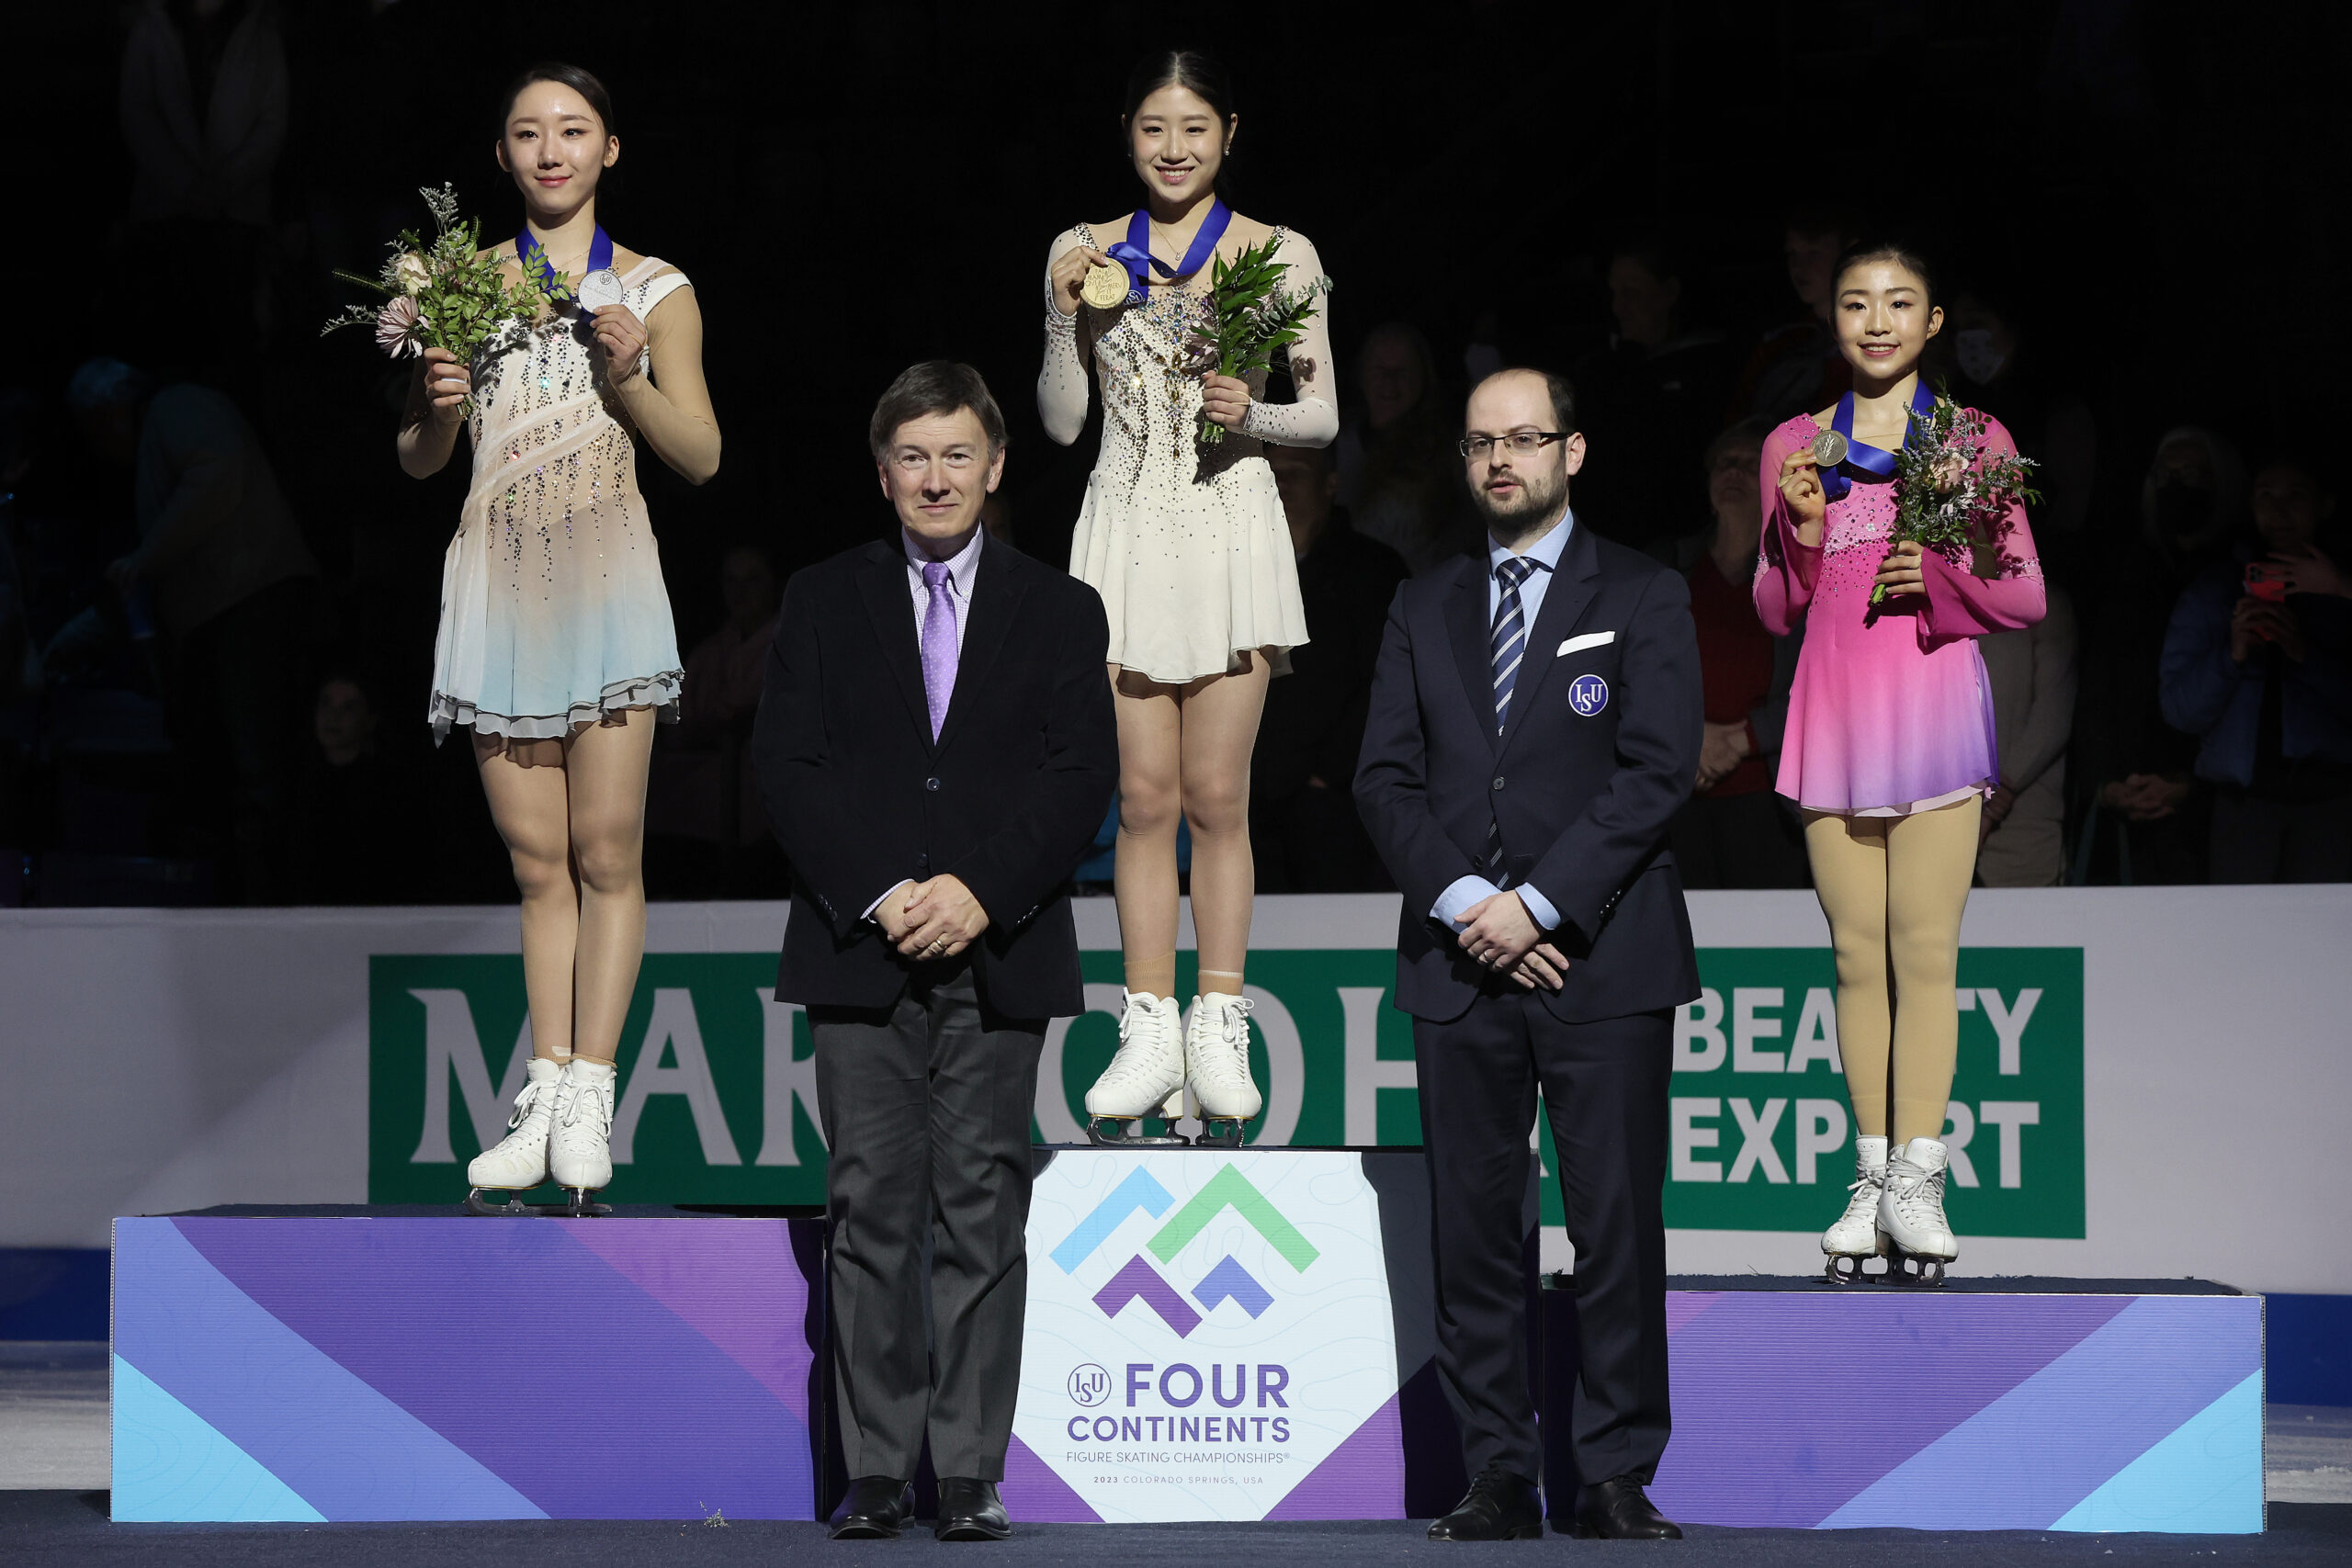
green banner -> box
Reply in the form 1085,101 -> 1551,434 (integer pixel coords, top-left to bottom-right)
369,945 -> 2081,1238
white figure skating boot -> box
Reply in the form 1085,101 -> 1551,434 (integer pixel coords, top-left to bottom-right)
1184,992 -> 1262,1148
1084,992 -> 1190,1145
1819,1134 -> 1891,1284
1879,1136 -> 1958,1285
465,1057 -> 565,1215
548,1058 -> 617,1215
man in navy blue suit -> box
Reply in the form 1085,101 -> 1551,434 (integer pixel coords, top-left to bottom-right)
1355,367 -> 1702,1542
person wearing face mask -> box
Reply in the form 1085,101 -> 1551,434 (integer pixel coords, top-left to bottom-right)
401,62 -> 721,1215
2072,428 -> 2245,884
1757,241 -> 2045,1285
1037,51 -> 1336,1146
752,364 -> 1117,1541
1946,286 -> 2098,589
1336,321 -> 1471,574
2159,457 -> 2352,882
1668,419 -> 1807,888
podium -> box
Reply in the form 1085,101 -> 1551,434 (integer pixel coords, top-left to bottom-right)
112,1171 -> 2263,1533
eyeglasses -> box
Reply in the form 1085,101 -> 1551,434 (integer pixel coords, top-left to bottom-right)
1459,431 -> 1567,460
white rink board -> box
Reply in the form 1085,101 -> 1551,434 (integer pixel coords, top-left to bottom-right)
2,888 -> 2348,1293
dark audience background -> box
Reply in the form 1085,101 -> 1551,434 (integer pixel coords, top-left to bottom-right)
3,0 -> 2346,906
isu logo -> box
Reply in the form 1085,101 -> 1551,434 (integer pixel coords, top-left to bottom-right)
1047,1165 -> 1317,1338
1067,1363 -> 1111,1406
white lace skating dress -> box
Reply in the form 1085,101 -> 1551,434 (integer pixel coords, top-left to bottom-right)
1039,223 -> 1335,683
428,258 -> 691,739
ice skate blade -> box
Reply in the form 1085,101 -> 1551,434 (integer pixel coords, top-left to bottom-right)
562,1189 -> 612,1218
1823,1254 -> 1894,1286
1086,1116 -> 1191,1147
1885,1255 -> 1950,1287
1193,1117 -> 1252,1149
465,1188 -> 572,1218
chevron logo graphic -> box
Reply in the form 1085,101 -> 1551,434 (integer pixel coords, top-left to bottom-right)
1053,1164 -> 1315,1335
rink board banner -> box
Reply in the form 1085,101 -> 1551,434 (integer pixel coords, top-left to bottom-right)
1652,1290 -> 2263,1533
368,946 -> 2086,1240
110,1215 -> 818,1521
1003,1149 -> 1404,1523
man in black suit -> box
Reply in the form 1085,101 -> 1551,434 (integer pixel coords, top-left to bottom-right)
1355,367 -> 1702,1542
752,362 -> 1117,1542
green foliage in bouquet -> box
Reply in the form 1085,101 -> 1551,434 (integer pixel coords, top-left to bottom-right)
1875,385 -> 2045,604
1190,236 -> 1331,445
321,184 -> 552,416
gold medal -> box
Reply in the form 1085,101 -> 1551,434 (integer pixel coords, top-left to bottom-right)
1080,263 -> 1131,310
1811,428 -> 1849,468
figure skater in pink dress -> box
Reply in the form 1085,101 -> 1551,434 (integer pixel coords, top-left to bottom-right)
1753,241 -> 2044,1283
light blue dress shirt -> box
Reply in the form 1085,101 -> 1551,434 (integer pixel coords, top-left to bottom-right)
1431,510 -> 1575,936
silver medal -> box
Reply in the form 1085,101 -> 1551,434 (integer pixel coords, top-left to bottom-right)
1811,428 -> 1849,468
576,268 -> 624,313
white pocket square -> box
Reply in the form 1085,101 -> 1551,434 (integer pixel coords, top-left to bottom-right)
1556,631 -> 1615,656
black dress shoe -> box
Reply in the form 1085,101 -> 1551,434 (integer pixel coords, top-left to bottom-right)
935,1476 -> 1012,1541
1571,1474 -> 1682,1540
1428,1463 -> 1544,1541
829,1475 -> 914,1540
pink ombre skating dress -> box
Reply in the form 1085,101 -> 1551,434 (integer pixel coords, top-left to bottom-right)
1753,410 -> 2046,816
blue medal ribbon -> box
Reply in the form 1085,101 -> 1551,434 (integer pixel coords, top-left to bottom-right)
1110,199 -> 1232,307
515,223 -> 613,312
1820,379 -> 1936,502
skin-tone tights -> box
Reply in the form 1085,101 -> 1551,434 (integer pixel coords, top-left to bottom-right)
472,707 -> 658,1066
1111,653 -> 1274,1000
1802,795 -> 1982,1145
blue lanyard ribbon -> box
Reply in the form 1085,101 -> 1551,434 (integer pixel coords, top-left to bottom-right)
1108,199 -> 1232,307
515,223 -> 613,309
1821,379 -> 1936,502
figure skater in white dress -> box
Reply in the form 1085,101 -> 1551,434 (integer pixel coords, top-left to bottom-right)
1038,51 -> 1335,1144
398,62 -> 720,1211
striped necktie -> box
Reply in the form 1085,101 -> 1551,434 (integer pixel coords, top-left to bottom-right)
1486,555 -> 1541,874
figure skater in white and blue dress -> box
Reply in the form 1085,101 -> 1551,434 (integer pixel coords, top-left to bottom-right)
1038,51 -> 1335,1144
398,62 -> 720,1212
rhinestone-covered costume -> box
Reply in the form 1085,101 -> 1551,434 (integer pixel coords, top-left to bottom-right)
1038,223 -> 1334,683
1753,409 -> 2046,815
428,258 -> 692,740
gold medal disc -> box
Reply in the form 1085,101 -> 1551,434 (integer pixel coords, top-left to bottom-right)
1811,429 -> 1849,468
1080,264 -> 1131,310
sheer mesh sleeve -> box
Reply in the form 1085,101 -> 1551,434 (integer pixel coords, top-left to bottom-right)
1038,227 -> 1090,447
1238,230 -> 1338,448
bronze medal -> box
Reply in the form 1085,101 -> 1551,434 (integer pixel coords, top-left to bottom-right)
1080,263 -> 1130,310
1811,428 -> 1849,468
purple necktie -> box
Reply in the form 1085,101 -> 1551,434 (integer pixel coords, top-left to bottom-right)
920,559 -> 957,740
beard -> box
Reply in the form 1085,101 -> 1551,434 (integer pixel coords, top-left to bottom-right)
1472,464 -> 1568,531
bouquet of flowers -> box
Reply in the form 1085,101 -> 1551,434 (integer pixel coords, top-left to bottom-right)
1190,236 -> 1332,445
1875,388 -> 2043,604
320,184 -> 553,415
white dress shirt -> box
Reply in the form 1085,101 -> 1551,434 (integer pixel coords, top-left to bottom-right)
1431,509 -> 1575,936
902,525 -> 983,652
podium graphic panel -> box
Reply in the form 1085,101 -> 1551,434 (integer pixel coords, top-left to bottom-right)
112,1215 -> 817,1521
1008,1150 -> 1405,1522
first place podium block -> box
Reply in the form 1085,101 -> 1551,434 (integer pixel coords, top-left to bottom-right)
111,1211 -> 821,1522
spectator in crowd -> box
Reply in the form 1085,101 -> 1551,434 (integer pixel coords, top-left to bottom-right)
69,356 -> 317,902
287,672 -> 422,903
119,0 -> 288,387
647,544 -> 786,887
1948,283 -> 2098,590
1976,585 -> 2079,886
1251,442 -> 1406,892
1667,420 -> 1806,888
1570,233 -> 1734,556
2159,457 -> 2352,882
1731,203 -> 1860,425
1335,322 -> 1470,574
2074,426 -> 2245,883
